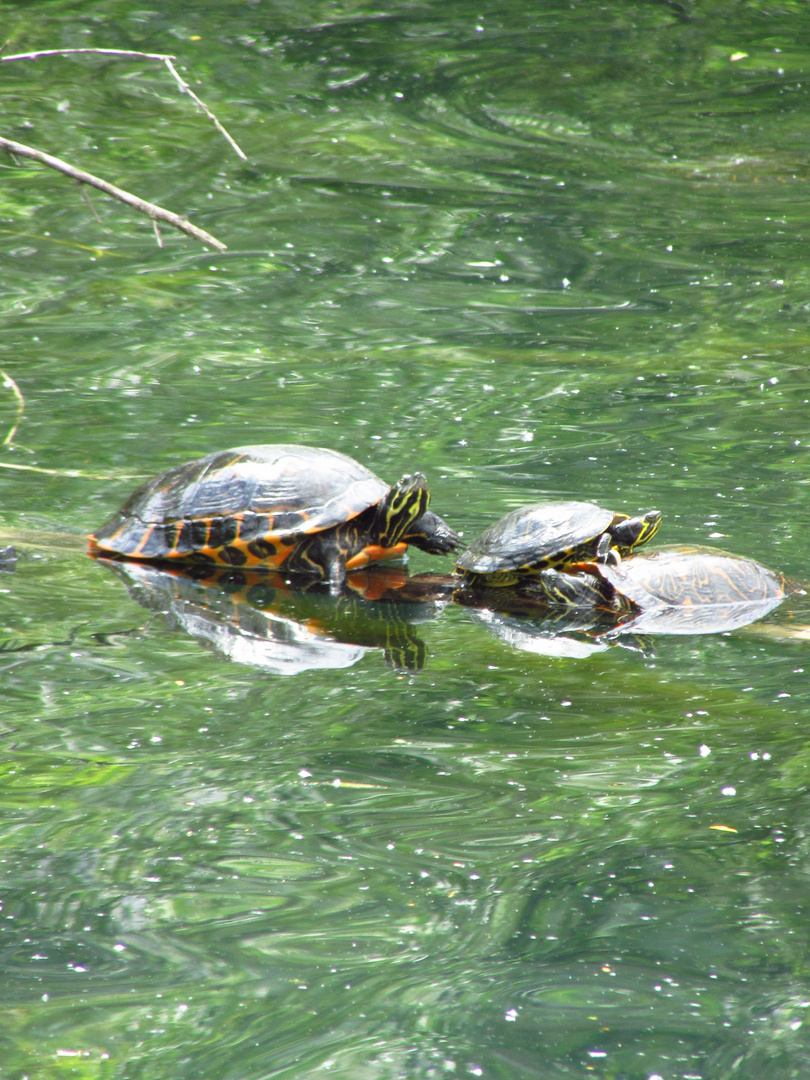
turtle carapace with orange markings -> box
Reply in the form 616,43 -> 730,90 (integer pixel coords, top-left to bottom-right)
455,501 -> 661,587
89,444 -> 459,592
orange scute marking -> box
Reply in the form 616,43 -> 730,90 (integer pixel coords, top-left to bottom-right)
345,543 -> 407,571
257,539 -> 294,567
192,538 -> 295,568
132,526 -> 156,557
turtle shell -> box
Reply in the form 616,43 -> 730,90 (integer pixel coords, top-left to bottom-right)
90,444 -> 396,569
456,501 -> 617,576
596,545 -> 787,610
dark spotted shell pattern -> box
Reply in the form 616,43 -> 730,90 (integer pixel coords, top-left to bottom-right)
90,445 -> 393,567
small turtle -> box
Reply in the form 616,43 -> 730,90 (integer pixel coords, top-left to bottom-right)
455,500 -> 661,586
90,444 -> 459,593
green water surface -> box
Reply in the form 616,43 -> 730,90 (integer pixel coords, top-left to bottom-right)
1,2 -> 810,1077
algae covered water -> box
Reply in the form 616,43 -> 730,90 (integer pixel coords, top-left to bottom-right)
2,2 -> 810,1077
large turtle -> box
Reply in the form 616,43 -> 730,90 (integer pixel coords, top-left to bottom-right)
455,500 -> 661,586
89,444 -> 459,592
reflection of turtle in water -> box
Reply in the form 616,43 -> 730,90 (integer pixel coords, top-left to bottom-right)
455,501 -> 661,587
90,445 -> 459,593
464,607 -> 611,660
103,560 -> 449,674
534,546 -> 788,635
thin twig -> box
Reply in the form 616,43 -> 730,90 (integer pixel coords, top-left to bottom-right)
79,183 -> 103,225
0,461 -> 147,480
0,136 -> 227,251
0,225 -> 112,256
0,47 -> 247,161
0,371 -> 24,447
161,56 -> 247,161
1,47 -> 177,62
153,218 -> 163,248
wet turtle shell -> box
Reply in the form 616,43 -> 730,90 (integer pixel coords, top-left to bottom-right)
90,444 -> 459,588
455,500 -> 661,584
595,545 -> 786,610
536,546 -> 788,635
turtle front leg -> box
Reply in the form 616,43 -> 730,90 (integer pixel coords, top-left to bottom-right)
595,533 -> 621,565
324,550 -> 347,595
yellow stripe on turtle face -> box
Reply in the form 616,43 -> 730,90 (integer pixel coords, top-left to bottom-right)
636,511 -> 662,546
378,475 -> 429,547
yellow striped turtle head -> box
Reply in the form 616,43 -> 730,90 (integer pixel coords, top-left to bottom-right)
377,473 -> 430,547
610,509 -> 661,554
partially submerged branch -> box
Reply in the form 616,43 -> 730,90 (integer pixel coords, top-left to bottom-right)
0,370 -> 24,447
0,136 -> 227,251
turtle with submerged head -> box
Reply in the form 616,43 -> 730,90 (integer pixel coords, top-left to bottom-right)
533,546 -> 789,635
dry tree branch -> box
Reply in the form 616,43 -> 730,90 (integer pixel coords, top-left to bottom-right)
2,47 -> 178,61
0,47 -> 245,249
0,136 -> 227,251
0,47 -> 247,161
162,54 -> 247,162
